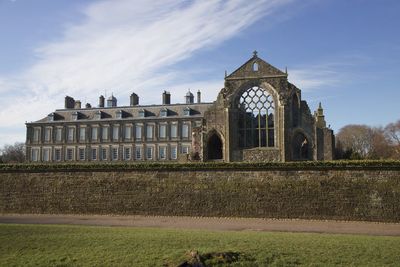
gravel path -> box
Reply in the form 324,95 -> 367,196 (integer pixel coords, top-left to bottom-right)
1,214 -> 399,236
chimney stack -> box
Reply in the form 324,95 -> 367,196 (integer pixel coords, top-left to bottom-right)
65,96 -> 75,109
85,103 -> 92,109
197,90 -> 201,103
74,100 -> 81,109
130,92 -> 139,106
99,95 -> 105,108
162,91 -> 171,105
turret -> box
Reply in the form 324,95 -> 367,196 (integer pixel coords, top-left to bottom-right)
315,102 -> 326,128
185,90 -> 194,104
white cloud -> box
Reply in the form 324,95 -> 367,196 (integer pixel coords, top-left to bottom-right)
0,0 -> 298,146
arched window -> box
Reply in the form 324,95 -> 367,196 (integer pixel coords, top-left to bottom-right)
253,62 -> 259,71
238,86 -> 275,148
292,132 -> 311,160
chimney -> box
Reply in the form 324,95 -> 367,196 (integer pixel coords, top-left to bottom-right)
85,103 -> 92,109
74,100 -> 81,109
197,90 -> 201,103
162,91 -> 171,105
99,95 -> 105,108
130,92 -> 139,106
64,96 -> 75,109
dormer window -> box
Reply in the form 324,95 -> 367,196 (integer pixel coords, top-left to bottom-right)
95,110 -> 102,120
183,107 -> 191,116
48,113 -> 55,122
253,62 -> 259,71
72,111 -> 79,121
116,110 -> 123,119
160,108 -> 168,117
139,109 -> 146,118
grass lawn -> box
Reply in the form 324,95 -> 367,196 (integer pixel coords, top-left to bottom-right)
0,224 -> 399,266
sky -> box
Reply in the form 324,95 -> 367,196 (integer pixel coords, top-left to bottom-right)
0,0 -> 399,147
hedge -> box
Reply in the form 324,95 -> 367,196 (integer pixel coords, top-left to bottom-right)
0,160 -> 400,172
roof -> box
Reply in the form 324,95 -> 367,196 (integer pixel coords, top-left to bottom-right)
226,51 -> 287,80
29,102 -> 214,124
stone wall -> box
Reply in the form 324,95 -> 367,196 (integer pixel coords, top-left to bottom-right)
242,148 -> 281,162
1,167 -> 399,222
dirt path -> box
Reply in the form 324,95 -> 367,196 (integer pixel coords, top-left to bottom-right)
1,214 -> 399,236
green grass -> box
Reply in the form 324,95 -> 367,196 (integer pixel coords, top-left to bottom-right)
0,224 -> 399,266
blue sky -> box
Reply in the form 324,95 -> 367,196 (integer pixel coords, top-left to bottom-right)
0,0 -> 399,146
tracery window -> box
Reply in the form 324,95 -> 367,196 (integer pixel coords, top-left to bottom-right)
238,86 -> 275,148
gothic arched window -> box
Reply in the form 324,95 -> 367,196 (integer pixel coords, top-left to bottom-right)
238,86 -> 275,148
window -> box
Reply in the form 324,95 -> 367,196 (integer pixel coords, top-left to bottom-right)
102,126 -> 108,141
146,125 -> 153,140
91,127 -> 98,141
43,148 -> 50,161
239,86 -> 275,148
67,127 -> 74,142
171,146 -> 177,160
182,146 -> 189,154
54,148 -> 61,161
31,148 -> 39,161
124,147 -> 131,160
33,128 -> 40,142
146,147 -> 153,160
48,113 -> 55,122
101,148 -> 107,160
113,126 -> 119,140
159,124 -> 166,139
79,128 -> 86,141
135,147 -> 142,160
182,124 -> 189,138
159,146 -> 166,160
112,147 -> 118,161
135,125 -> 142,140
139,109 -> 145,118
95,111 -> 102,120
79,148 -> 85,161
170,124 -> 178,138
72,111 -> 78,121
44,128 -> 51,142
124,126 -> 132,140
56,128 -> 62,142
91,148 -> 97,160
253,62 -> 259,71
183,107 -> 191,116
66,148 -> 74,161
116,110 -> 122,119
160,108 -> 168,117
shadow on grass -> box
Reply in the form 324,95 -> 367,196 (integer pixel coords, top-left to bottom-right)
164,250 -> 255,266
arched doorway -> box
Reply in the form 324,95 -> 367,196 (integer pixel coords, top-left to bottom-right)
292,132 -> 311,160
207,133 -> 223,160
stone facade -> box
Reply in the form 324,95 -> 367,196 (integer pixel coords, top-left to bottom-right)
25,52 -> 335,162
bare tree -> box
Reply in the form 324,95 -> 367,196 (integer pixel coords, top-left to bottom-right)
0,142 -> 26,163
336,125 -> 374,159
336,124 -> 394,159
385,120 -> 400,159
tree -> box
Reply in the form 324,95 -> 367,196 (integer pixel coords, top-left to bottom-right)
336,124 -> 392,159
0,142 -> 26,163
385,120 -> 400,159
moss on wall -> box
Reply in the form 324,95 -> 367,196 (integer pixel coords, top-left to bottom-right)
1,162 -> 399,222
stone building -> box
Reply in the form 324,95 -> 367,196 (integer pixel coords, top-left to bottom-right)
26,52 -> 335,162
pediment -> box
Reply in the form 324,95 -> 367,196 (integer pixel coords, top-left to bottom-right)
226,52 -> 286,80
